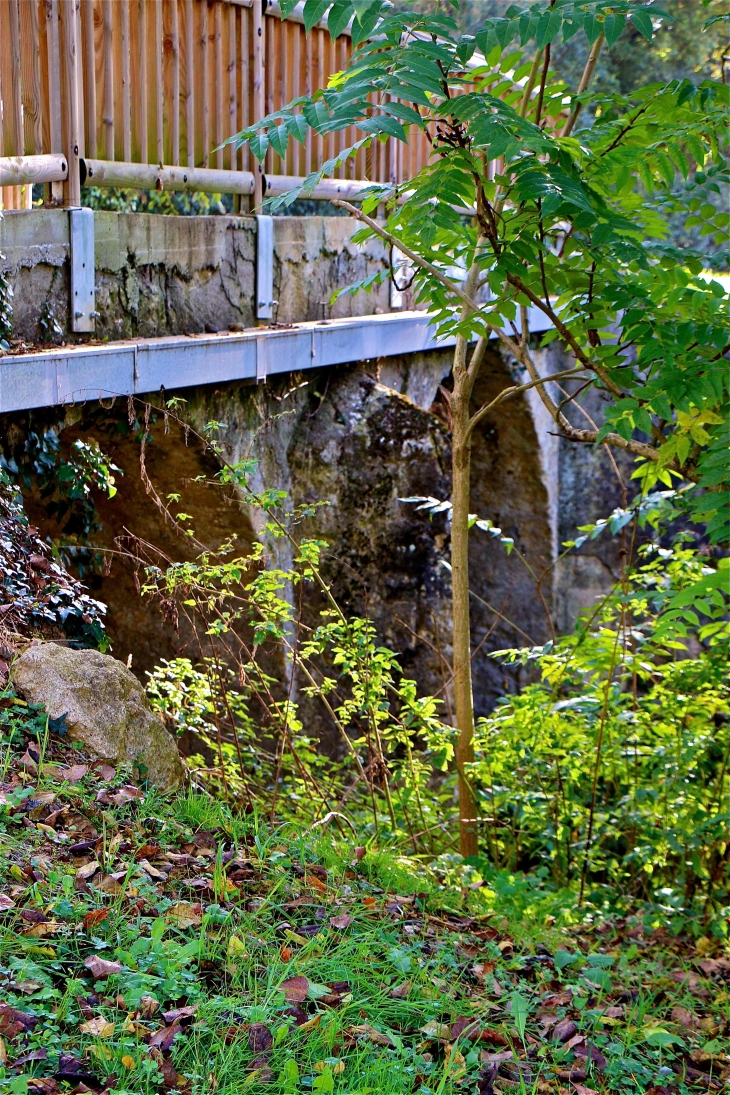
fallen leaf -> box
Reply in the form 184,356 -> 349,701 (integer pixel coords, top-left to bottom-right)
390,981 -> 411,998
83,908 -> 109,930
139,995 -> 160,1018
227,935 -> 247,958
572,1086 -> 599,1095
573,1043 -> 607,1070
450,1017 -> 481,1041
552,1018 -> 578,1043
420,1020 -> 451,1041
138,858 -> 167,881
83,955 -> 122,980
79,1017 -> 115,1038
0,895 -> 15,912
76,860 -> 100,881
278,975 -> 309,1004
160,1007 -> 195,1029
94,874 -> 124,896
329,913 -> 353,930
248,1023 -> 273,1053
59,764 -> 88,783
166,902 -> 203,928
96,763 -> 117,781
351,1023 -> 393,1046
121,1055 -> 136,1070
23,920 -> 60,938
148,1022 -> 183,1051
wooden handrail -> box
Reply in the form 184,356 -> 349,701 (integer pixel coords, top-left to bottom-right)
0,0 -> 432,210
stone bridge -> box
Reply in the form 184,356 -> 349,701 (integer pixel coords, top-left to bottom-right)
0,208 -> 626,718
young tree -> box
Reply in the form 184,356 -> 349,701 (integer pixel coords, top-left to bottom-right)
234,0 -> 729,855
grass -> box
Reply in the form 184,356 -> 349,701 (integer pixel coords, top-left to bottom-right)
0,692 -> 728,1095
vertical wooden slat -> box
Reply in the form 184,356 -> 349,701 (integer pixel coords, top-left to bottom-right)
253,0 -> 264,205
316,28 -> 324,171
102,0 -> 113,158
7,0 -> 25,156
185,0 -> 194,166
120,0 -> 131,161
137,0 -> 147,162
81,0 -> 96,157
228,2 -> 236,170
201,0 -> 209,166
327,33 -> 335,165
291,23 -> 300,176
240,1 -> 249,173
171,0 -> 180,164
61,0 -> 81,204
154,0 -> 163,163
304,26 -> 312,175
20,0 -> 44,157
47,0 -> 64,155
214,1 -> 223,169
74,0 -> 85,157
265,9 -> 274,178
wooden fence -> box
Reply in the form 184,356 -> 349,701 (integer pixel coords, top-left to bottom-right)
0,0 -> 432,210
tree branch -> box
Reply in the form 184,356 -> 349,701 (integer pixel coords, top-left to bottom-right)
464,368 -> 591,445
560,32 -> 605,138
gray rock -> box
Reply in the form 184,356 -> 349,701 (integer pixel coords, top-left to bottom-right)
11,643 -> 184,790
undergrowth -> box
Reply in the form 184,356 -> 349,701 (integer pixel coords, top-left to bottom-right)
0,697 -> 728,1095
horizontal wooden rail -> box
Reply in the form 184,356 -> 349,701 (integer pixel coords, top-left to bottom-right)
0,0 -> 433,207
0,153 -> 68,187
82,158 -> 255,195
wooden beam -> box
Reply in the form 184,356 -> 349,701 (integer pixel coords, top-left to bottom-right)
61,0 -> 81,204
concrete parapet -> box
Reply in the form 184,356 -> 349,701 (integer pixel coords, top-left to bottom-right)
0,210 -> 391,344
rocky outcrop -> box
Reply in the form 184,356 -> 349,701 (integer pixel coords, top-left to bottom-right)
11,643 -> 184,790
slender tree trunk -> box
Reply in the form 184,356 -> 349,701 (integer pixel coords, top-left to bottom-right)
451,361 -> 478,857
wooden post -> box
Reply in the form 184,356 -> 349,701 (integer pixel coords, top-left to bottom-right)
214,1 -> 222,169
20,0 -> 44,157
252,0 -> 264,207
171,0 -> 180,165
121,0 -> 131,162
154,0 -> 163,163
304,26 -> 311,175
201,0 -> 209,167
138,0 -> 148,163
228,2 -> 236,171
7,0 -> 25,157
292,24 -> 300,176
185,0 -> 194,166
61,0 -> 81,205
102,0 -> 113,159
265,4 -> 274,179
82,0 -> 96,157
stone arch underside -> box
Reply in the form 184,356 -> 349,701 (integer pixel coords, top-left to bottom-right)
4,343 -> 556,746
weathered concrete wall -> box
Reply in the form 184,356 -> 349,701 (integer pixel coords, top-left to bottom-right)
0,210 -> 390,344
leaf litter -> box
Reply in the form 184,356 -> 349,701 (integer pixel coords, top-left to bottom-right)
0,693 -> 727,1093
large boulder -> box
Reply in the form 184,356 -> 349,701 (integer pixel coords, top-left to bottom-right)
11,643 -> 184,790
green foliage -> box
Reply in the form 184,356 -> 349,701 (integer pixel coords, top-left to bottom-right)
471,536 -> 730,928
236,0 -> 730,543
1,427 -> 120,578
80,187 -> 231,216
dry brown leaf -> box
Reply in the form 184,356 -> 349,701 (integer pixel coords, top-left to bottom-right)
389,981 -> 411,998
352,1023 -> 393,1046
79,1017 -> 115,1038
298,1014 -> 321,1033
84,955 -> 122,980
420,1020 -> 451,1041
329,914 -> 353,930
76,860 -> 100,882
94,875 -> 124,896
138,859 -> 167,881
121,1055 -> 136,1069
23,921 -> 60,938
59,764 -> 88,783
278,976 -> 309,1004
165,902 -> 204,928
